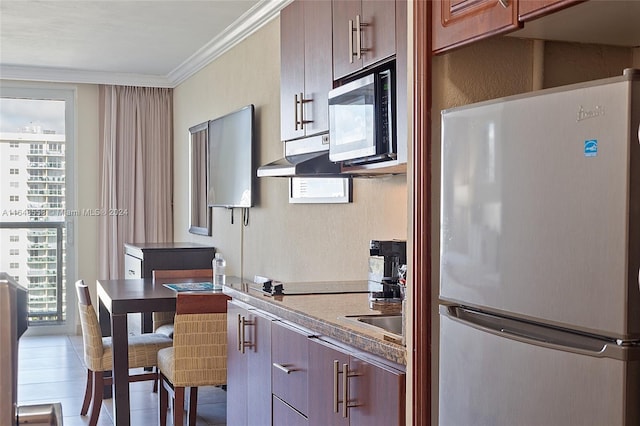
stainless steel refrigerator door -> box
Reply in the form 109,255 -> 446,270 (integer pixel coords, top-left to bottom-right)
439,307 -> 640,426
440,75 -> 640,339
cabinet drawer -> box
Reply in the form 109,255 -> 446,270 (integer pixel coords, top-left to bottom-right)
272,321 -> 310,416
124,254 -> 142,278
273,395 -> 308,426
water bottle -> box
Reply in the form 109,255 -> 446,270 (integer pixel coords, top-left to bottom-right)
213,253 -> 226,287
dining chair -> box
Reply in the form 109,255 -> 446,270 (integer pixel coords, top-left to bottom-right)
75,280 -> 173,426
158,292 -> 230,426
151,268 -> 214,337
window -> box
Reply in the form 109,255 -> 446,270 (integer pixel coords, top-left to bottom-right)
1,84 -> 76,333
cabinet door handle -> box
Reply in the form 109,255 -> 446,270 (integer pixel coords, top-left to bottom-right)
127,269 -> 135,276
333,360 -> 340,413
355,15 -> 369,60
239,316 -> 255,354
342,363 -> 349,418
498,0 -> 509,8
299,92 -> 305,130
273,363 -> 294,374
348,19 -> 354,63
237,314 -> 243,352
294,93 -> 300,131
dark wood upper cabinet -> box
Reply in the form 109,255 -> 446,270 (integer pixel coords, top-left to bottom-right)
518,0 -> 583,21
432,0 -> 521,54
280,0 -> 333,142
332,0 -> 397,80
432,0 -> 588,54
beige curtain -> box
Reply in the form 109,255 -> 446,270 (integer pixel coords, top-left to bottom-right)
98,85 -> 174,279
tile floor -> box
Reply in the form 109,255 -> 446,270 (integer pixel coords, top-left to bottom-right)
17,334 -> 227,426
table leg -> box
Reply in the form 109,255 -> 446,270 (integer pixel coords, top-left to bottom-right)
111,312 -> 130,426
98,298 -> 113,399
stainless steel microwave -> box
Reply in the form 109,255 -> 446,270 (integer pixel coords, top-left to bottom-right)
328,64 -> 396,165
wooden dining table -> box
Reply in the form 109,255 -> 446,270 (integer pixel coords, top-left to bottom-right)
96,276 -> 226,426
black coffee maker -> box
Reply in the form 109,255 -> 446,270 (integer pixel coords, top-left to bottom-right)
368,240 -> 407,303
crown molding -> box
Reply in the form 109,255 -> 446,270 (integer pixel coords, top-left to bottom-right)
0,0 -> 292,88
0,65 -> 173,88
167,0 -> 292,87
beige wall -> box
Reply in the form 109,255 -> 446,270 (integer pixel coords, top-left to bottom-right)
430,37 -> 639,424
173,18 -> 408,283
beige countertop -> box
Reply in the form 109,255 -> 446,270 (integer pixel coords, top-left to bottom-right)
223,277 -> 406,366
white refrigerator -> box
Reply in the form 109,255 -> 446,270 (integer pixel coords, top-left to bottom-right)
439,69 -> 640,426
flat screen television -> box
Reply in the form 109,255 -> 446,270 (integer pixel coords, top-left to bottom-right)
207,104 -> 254,208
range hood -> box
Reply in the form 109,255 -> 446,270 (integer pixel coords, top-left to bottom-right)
257,134 -> 343,178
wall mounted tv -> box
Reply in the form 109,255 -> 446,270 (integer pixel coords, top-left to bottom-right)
207,104 -> 254,208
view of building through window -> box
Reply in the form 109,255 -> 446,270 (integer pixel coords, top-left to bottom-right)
0,97 -> 67,325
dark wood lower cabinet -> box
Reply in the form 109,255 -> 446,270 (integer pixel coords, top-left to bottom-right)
308,338 -> 350,426
226,301 -> 406,426
273,395 -> 309,426
227,301 -> 273,426
272,321 -> 311,417
308,338 -> 406,426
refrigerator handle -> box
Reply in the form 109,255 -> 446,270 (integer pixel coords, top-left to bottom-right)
440,305 -> 638,361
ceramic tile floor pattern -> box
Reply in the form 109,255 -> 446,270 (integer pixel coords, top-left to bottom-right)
17,334 -> 227,426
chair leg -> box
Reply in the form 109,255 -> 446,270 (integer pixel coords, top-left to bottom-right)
159,375 -> 168,426
89,371 -> 104,426
153,366 -> 158,393
174,386 -> 185,426
188,387 -> 198,426
81,369 -> 93,415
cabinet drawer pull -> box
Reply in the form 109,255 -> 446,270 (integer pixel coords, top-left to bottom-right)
127,269 -> 135,276
273,363 -> 294,374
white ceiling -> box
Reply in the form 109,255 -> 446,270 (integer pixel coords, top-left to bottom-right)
0,0 -> 291,88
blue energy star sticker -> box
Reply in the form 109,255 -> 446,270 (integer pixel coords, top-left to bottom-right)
584,139 -> 598,157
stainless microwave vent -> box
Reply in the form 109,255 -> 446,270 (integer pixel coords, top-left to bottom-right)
257,134 -> 343,178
